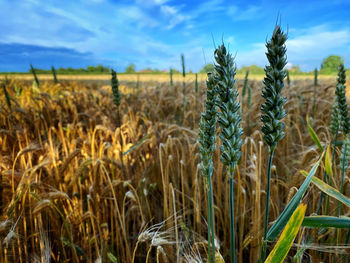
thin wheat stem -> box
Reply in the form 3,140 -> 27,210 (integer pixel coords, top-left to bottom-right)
229,164 -> 236,263
312,68 -> 318,118
338,137 -> 349,216
207,175 -> 216,263
261,150 -> 274,260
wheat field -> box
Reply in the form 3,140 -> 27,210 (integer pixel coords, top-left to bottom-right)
0,76 -> 349,262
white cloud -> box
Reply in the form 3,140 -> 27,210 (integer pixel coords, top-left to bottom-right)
226,5 -> 262,21
166,14 -> 186,29
160,4 -> 189,29
82,0 -> 105,3
135,0 -> 168,7
189,0 -> 225,18
288,28 -> 350,56
160,5 -> 177,16
153,0 -> 168,4
227,36 -> 235,44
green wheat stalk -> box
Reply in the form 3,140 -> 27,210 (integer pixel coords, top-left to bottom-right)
247,76 -> 253,135
214,43 -> 243,263
136,73 -> 140,92
52,66 -> 58,84
170,68 -> 173,86
198,73 -> 217,263
312,68 -> 318,117
335,64 -> 350,229
260,25 -> 287,262
195,73 -> 199,93
317,64 -> 348,214
339,136 -> 350,214
242,70 -> 249,97
111,69 -> 124,171
286,69 -> 290,88
333,65 -> 350,254
335,64 -> 350,135
247,81 -> 252,110
30,64 -> 40,87
111,69 -> 121,110
181,54 -> 186,78
2,81 -> 11,109
314,67 -> 318,86
181,54 -> 186,92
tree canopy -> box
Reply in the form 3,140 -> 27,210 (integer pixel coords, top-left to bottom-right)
320,55 -> 344,74
237,65 -> 265,74
125,63 -> 136,74
199,63 -> 215,74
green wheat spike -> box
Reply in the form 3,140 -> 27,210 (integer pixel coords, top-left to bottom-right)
260,24 -> 288,262
335,63 -> 350,135
214,43 -> 243,263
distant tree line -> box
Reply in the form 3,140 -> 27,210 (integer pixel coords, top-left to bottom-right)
23,55 -> 346,75
199,55 -> 348,75
30,65 -> 111,74
125,64 -> 189,74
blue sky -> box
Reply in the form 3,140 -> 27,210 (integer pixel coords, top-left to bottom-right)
1,0 -> 350,72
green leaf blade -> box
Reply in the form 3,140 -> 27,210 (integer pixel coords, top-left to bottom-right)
265,203 -> 307,263
325,144 -> 333,177
302,216 -> 350,228
307,116 -> 323,151
266,153 -> 323,241
301,171 -> 350,207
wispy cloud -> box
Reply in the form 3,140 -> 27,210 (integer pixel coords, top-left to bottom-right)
288,25 -> 350,56
226,5 -> 262,21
